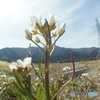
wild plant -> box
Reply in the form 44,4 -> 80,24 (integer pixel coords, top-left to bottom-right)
8,13 -> 75,100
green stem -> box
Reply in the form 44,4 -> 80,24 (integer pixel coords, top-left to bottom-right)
45,46 -> 50,100
52,36 -> 60,46
31,63 -> 42,80
31,40 -> 45,53
44,19 -> 51,100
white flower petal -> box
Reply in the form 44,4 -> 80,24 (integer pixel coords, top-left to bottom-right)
60,23 -> 66,30
81,73 -> 88,77
48,13 -> 60,25
12,62 -> 18,66
50,15 -> 55,23
39,15 -> 42,22
62,66 -> 70,71
17,59 -> 25,67
31,16 -> 42,27
48,13 -> 52,20
58,23 -> 66,36
25,29 -> 32,40
23,57 -> 32,67
31,16 -> 37,24
9,62 -> 18,71
55,15 -> 60,22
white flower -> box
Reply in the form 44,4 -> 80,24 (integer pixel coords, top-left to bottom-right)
25,29 -> 32,40
0,74 -> 7,78
81,73 -> 88,77
48,13 -> 60,26
35,67 -> 39,71
58,23 -> 66,36
31,15 -> 42,29
2,82 -> 8,85
9,57 -> 32,71
9,77 -> 15,80
62,66 -> 70,71
9,62 -> 18,71
17,57 -> 32,68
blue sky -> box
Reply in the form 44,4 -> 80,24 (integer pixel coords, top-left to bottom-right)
0,0 -> 100,49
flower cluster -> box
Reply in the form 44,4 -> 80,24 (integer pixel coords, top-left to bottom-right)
81,73 -> 88,78
62,66 -> 70,71
25,13 -> 66,47
7,14 -> 66,100
9,57 -> 32,73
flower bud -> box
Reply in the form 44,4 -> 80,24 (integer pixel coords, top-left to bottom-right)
49,13 -> 60,26
31,15 -> 42,29
32,30 -> 39,35
25,29 -> 32,40
35,37 -> 41,43
48,13 -> 60,30
58,23 -> 66,36
52,32 -> 57,37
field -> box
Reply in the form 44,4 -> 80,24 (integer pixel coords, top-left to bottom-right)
0,59 -> 100,100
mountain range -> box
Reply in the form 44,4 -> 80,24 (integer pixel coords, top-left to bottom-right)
0,46 -> 98,62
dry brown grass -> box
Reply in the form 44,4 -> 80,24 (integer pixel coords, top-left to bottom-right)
0,60 -> 9,67
33,59 -> 100,99
48,60 -> 100,99
0,59 -> 100,99
0,61 -> 10,71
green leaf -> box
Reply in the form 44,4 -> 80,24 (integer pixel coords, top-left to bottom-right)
36,84 -> 41,100
13,71 -> 34,100
57,74 -> 63,79
41,90 -> 45,100
26,75 -> 31,94
36,83 -> 45,100
13,71 -> 25,88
